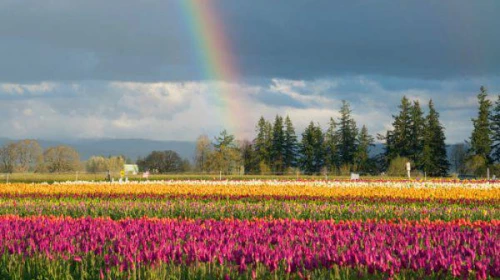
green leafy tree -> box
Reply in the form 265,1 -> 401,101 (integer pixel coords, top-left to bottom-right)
211,130 -> 241,174
355,125 -> 375,173
137,150 -> 186,173
324,117 -> 340,173
387,156 -> 411,177
490,95 -> 500,163
337,100 -> 358,166
421,100 -> 449,176
470,86 -> 492,163
300,122 -> 324,174
283,116 -> 298,170
271,115 -> 285,173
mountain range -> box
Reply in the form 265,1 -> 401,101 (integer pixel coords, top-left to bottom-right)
0,138 -> 196,161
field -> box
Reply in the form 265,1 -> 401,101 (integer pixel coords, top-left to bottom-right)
0,179 -> 498,279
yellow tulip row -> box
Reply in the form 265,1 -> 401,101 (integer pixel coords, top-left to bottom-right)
1,181 -> 499,201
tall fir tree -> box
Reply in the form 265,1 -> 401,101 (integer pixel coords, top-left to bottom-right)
409,100 -> 426,169
271,115 -> 285,173
283,116 -> 298,170
253,116 -> 273,170
300,122 -> 324,174
490,95 -> 500,163
421,100 -> 449,176
470,86 -> 492,163
385,96 -> 413,161
354,125 -> 375,173
337,100 -> 358,166
324,117 -> 340,172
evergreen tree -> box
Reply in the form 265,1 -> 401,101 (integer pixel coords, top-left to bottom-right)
300,122 -> 324,174
254,116 -> 273,170
239,140 -> 259,174
470,86 -> 492,163
337,100 -> 358,166
421,100 -> 449,176
490,95 -> 500,163
409,100 -> 425,169
213,129 -> 235,151
271,115 -> 285,173
324,117 -> 340,172
283,116 -> 298,170
385,96 -> 413,161
355,125 -> 375,173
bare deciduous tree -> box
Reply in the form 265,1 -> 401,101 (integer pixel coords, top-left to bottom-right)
15,139 -> 43,172
42,145 -> 81,173
0,143 -> 17,173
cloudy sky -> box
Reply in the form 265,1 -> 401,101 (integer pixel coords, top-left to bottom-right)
1,0 -> 499,143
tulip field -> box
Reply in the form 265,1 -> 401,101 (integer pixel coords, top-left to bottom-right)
0,179 -> 499,279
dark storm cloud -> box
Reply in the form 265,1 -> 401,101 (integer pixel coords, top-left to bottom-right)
1,0 -> 499,82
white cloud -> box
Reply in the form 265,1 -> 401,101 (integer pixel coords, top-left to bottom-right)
0,77 -> 496,143
0,82 -> 57,95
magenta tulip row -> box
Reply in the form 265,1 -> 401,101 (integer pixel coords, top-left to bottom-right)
0,216 -> 498,278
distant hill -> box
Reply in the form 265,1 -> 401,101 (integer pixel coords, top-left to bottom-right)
0,138 -> 196,162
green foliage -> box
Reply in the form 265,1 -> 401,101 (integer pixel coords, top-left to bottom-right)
464,155 -> 487,177
421,100 -> 449,176
283,116 -> 298,170
409,101 -> 425,168
210,130 -> 242,174
387,156 -> 411,177
254,116 -> 273,171
86,155 -> 125,173
239,140 -> 259,174
355,125 -> 375,173
1,198 -> 496,221
338,101 -> 358,166
137,150 -> 187,173
490,95 -> 500,163
271,115 -> 285,173
300,122 -> 324,174
385,97 -> 413,161
470,86 -> 492,163
324,117 -> 340,173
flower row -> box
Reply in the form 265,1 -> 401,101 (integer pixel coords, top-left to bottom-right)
0,216 -> 498,279
1,199 -> 497,221
2,182 -> 499,202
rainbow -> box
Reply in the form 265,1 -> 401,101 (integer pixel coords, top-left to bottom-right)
180,1 -> 250,139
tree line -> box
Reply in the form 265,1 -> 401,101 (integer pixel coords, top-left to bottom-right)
195,87 -> 499,177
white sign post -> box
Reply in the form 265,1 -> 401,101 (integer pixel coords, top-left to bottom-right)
406,162 -> 411,179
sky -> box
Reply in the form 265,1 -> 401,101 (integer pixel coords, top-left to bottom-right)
1,0 -> 499,143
